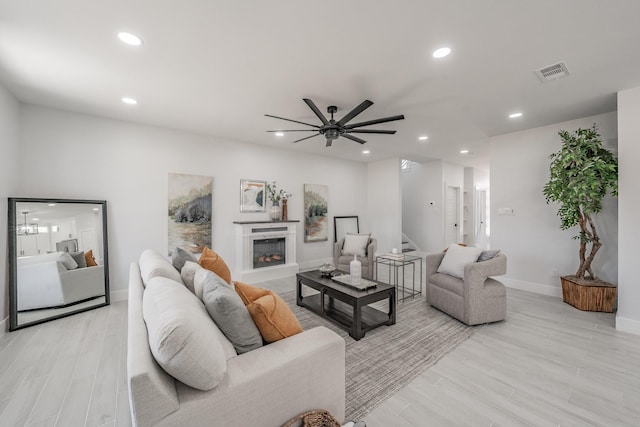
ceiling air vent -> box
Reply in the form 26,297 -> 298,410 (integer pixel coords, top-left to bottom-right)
536,61 -> 570,82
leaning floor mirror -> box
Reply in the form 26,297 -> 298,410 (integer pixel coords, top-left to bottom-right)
8,198 -> 110,330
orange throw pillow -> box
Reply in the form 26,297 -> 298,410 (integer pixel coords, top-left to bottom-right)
234,280 -> 270,305
85,249 -> 98,267
198,247 -> 231,284
233,281 -> 303,343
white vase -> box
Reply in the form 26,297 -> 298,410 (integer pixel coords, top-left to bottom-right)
350,253 -> 361,285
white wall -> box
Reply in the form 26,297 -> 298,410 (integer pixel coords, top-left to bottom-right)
617,86 -> 640,335
366,158 -> 402,254
490,111 -> 618,296
0,84 -> 20,329
18,105 -> 369,293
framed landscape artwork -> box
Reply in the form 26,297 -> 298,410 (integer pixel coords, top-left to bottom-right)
240,179 -> 266,212
304,184 -> 328,242
168,173 -> 212,256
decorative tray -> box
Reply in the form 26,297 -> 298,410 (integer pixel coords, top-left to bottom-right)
331,274 -> 377,291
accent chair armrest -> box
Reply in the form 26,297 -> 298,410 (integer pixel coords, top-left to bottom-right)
463,254 -> 507,291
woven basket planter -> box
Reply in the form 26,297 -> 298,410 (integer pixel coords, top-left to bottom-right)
561,276 -> 617,313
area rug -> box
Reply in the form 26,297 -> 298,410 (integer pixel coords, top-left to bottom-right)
280,290 -> 476,421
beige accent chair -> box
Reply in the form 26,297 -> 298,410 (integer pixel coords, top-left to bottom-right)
425,252 -> 507,325
334,238 -> 377,280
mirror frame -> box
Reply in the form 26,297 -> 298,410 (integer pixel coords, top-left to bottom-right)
334,215 -> 359,242
8,197 -> 110,331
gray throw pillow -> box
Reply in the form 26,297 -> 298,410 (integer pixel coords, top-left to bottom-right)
180,261 -> 202,294
172,246 -> 198,271
478,249 -> 500,262
201,271 -> 263,354
70,251 -> 87,268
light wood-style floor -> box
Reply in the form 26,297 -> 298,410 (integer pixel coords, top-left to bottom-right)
1,280 -> 640,426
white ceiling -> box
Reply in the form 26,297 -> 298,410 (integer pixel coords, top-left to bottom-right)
1,0 -> 639,169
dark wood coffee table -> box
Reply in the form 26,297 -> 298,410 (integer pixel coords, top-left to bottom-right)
296,270 -> 396,340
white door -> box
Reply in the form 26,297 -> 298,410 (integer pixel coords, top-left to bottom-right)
445,186 -> 460,245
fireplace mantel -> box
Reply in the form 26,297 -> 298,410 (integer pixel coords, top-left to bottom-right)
234,221 -> 299,282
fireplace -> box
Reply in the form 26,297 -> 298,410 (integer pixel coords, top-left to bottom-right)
253,237 -> 285,268
234,221 -> 299,282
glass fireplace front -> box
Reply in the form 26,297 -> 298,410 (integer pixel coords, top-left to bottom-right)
253,237 -> 286,269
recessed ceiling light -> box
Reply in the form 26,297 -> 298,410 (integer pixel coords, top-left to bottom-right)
47,203 -> 56,207
122,97 -> 138,105
432,47 -> 451,58
418,136 -> 429,141
275,132 -> 285,137
32,218 -> 39,221
118,32 -> 143,46
93,208 -> 100,211
362,150 -> 371,155
460,149 -> 469,154
509,112 -> 523,118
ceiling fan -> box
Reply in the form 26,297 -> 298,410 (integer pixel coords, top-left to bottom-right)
265,98 -> 405,147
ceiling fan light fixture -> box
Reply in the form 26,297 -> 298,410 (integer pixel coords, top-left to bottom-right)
118,31 -> 143,46
432,47 -> 451,58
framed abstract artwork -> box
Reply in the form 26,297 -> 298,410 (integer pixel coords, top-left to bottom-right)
304,184 -> 328,242
240,179 -> 266,213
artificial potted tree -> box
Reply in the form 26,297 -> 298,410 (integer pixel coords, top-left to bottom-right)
543,124 -> 618,312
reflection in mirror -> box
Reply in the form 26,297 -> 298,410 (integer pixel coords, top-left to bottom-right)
9,198 -> 110,330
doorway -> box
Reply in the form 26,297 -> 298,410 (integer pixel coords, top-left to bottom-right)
445,186 -> 460,245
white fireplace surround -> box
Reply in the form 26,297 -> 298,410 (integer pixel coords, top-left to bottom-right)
234,221 -> 299,282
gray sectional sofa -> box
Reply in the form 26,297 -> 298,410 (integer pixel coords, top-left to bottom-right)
127,250 -> 346,427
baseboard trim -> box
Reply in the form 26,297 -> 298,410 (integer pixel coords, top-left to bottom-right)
110,289 -> 128,302
502,277 -> 563,298
616,315 -> 640,336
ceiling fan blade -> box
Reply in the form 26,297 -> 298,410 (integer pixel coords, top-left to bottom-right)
337,100 -> 373,126
303,99 -> 330,125
344,114 -> 405,129
267,129 -> 317,132
292,134 -> 321,143
347,129 -> 397,134
341,134 -> 367,144
265,114 -> 320,128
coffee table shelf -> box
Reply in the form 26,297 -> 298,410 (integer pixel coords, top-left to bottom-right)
296,270 -> 395,340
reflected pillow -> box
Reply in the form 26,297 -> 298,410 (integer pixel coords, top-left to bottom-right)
58,252 -> 78,270
198,247 -> 231,284
70,251 -> 87,268
85,249 -> 98,267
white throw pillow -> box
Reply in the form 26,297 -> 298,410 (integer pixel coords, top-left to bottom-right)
342,233 -> 370,257
57,252 -> 79,270
143,276 -> 228,391
437,244 -> 483,279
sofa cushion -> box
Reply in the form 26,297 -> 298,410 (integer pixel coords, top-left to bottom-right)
143,276 -> 228,391
139,249 -> 184,287
198,247 -> 232,284
85,249 -> 98,267
430,272 -> 464,297
341,233 -> 370,257
172,246 -> 198,271
234,281 -> 303,343
201,271 -> 263,354
180,261 -> 202,294
437,243 -> 483,279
